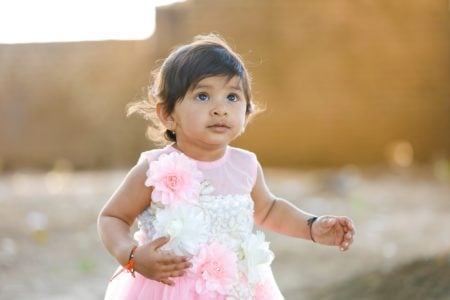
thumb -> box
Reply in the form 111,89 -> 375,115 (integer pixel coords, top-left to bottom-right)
319,217 -> 336,230
151,236 -> 170,250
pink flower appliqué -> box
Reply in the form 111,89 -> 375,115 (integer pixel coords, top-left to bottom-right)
145,152 -> 203,206
190,243 -> 238,297
254,279 -> 276,300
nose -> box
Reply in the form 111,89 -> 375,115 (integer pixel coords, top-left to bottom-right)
212,102 -> 228,117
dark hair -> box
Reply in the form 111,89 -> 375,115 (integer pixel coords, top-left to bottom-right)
128,33 -> 256,144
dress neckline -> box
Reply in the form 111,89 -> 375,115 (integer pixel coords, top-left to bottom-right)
167,144 -> 229,170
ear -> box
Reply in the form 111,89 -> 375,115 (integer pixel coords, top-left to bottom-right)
156,102 -> 176,131
241,113 -> 251,134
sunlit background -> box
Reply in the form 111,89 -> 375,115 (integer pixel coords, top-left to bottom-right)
0,1 -> 449,299
0,0 -> 184,43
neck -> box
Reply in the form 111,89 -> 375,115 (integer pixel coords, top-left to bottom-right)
172,142 -> 227,162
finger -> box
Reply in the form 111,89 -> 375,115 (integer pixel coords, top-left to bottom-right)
344,231 -> 353,240
340,235 -> 355,251
159,255 -> 190,265
159,261 -> 192,272
340,228 -> 353,243
340,217 -> 355,232
343,234 -> 353,245
159,278 -> 175,286
338,217 -> 350,230
339,239 -> 351,251
160,269 -> 187,278
347,220 -> 355,230
343,237 -> 353,247
350,224 -> 356,236
151,236 -> 171,251
338,219 -> 356,239
347,238 -> 354,247
347,227 -> 355,239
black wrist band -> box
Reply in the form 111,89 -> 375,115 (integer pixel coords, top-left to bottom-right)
307,216 -> 318,243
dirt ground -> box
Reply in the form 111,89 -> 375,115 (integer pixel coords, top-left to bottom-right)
0,164 -> 449,299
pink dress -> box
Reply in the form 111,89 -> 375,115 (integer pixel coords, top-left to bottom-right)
104,145 -> 284,300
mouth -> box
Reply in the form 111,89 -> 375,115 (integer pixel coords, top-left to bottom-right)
208,123 -> 230,128
207,123 -> 231,132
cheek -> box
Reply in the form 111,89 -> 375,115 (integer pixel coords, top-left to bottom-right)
231,112 -> 248,131
181,112 -> 204,130
173,106 -> 201,124
236,106 -> 248,122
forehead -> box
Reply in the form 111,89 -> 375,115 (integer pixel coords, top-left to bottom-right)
191,75 -> 243,91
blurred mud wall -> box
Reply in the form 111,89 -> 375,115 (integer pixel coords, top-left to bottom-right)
0,0 -> 449,170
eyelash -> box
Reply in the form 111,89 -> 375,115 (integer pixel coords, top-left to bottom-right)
195,93 -> 240,102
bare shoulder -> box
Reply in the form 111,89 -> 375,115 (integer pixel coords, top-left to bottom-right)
120,159 -> 152,200
113,159 -> 149,194
127,159 -> 149,182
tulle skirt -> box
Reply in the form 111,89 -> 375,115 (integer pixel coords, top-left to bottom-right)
104,267 -> 284,300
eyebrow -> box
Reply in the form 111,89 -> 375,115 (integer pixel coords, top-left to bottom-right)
193,83 -> 243,92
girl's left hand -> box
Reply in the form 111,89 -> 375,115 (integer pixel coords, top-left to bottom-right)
311,216 -> 356,251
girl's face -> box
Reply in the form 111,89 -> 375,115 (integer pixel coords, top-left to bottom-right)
168,75 -> 248,150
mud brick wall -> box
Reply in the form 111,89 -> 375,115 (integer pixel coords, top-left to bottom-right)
0,0 -> 448,169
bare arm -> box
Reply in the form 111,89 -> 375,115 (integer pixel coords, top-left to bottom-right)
252,163 -> 315,239
251,163 -> 355,250
97,160 -> 191,285
98,160 -> 152,265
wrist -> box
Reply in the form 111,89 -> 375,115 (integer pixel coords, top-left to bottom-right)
307,216 -> 318,243
116,243 -> 138,266
124,245 -> 137,274
111,245 -> 138,281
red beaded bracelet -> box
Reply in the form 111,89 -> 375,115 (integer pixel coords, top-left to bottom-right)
110,245 -> 138,281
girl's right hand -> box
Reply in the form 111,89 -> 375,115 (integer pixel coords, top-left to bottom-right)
133,236 -> 192,286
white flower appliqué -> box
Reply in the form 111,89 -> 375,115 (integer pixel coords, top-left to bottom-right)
240,231 -> 274,284
153,204 -> 209,256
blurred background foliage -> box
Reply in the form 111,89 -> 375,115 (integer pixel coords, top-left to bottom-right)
0,0 -> 448,171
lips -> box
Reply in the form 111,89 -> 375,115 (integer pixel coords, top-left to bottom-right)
208,123 -> 230,129
207,123 -> 231,132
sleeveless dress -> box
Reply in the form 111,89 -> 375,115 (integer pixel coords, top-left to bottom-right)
105,145 -> 284,300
